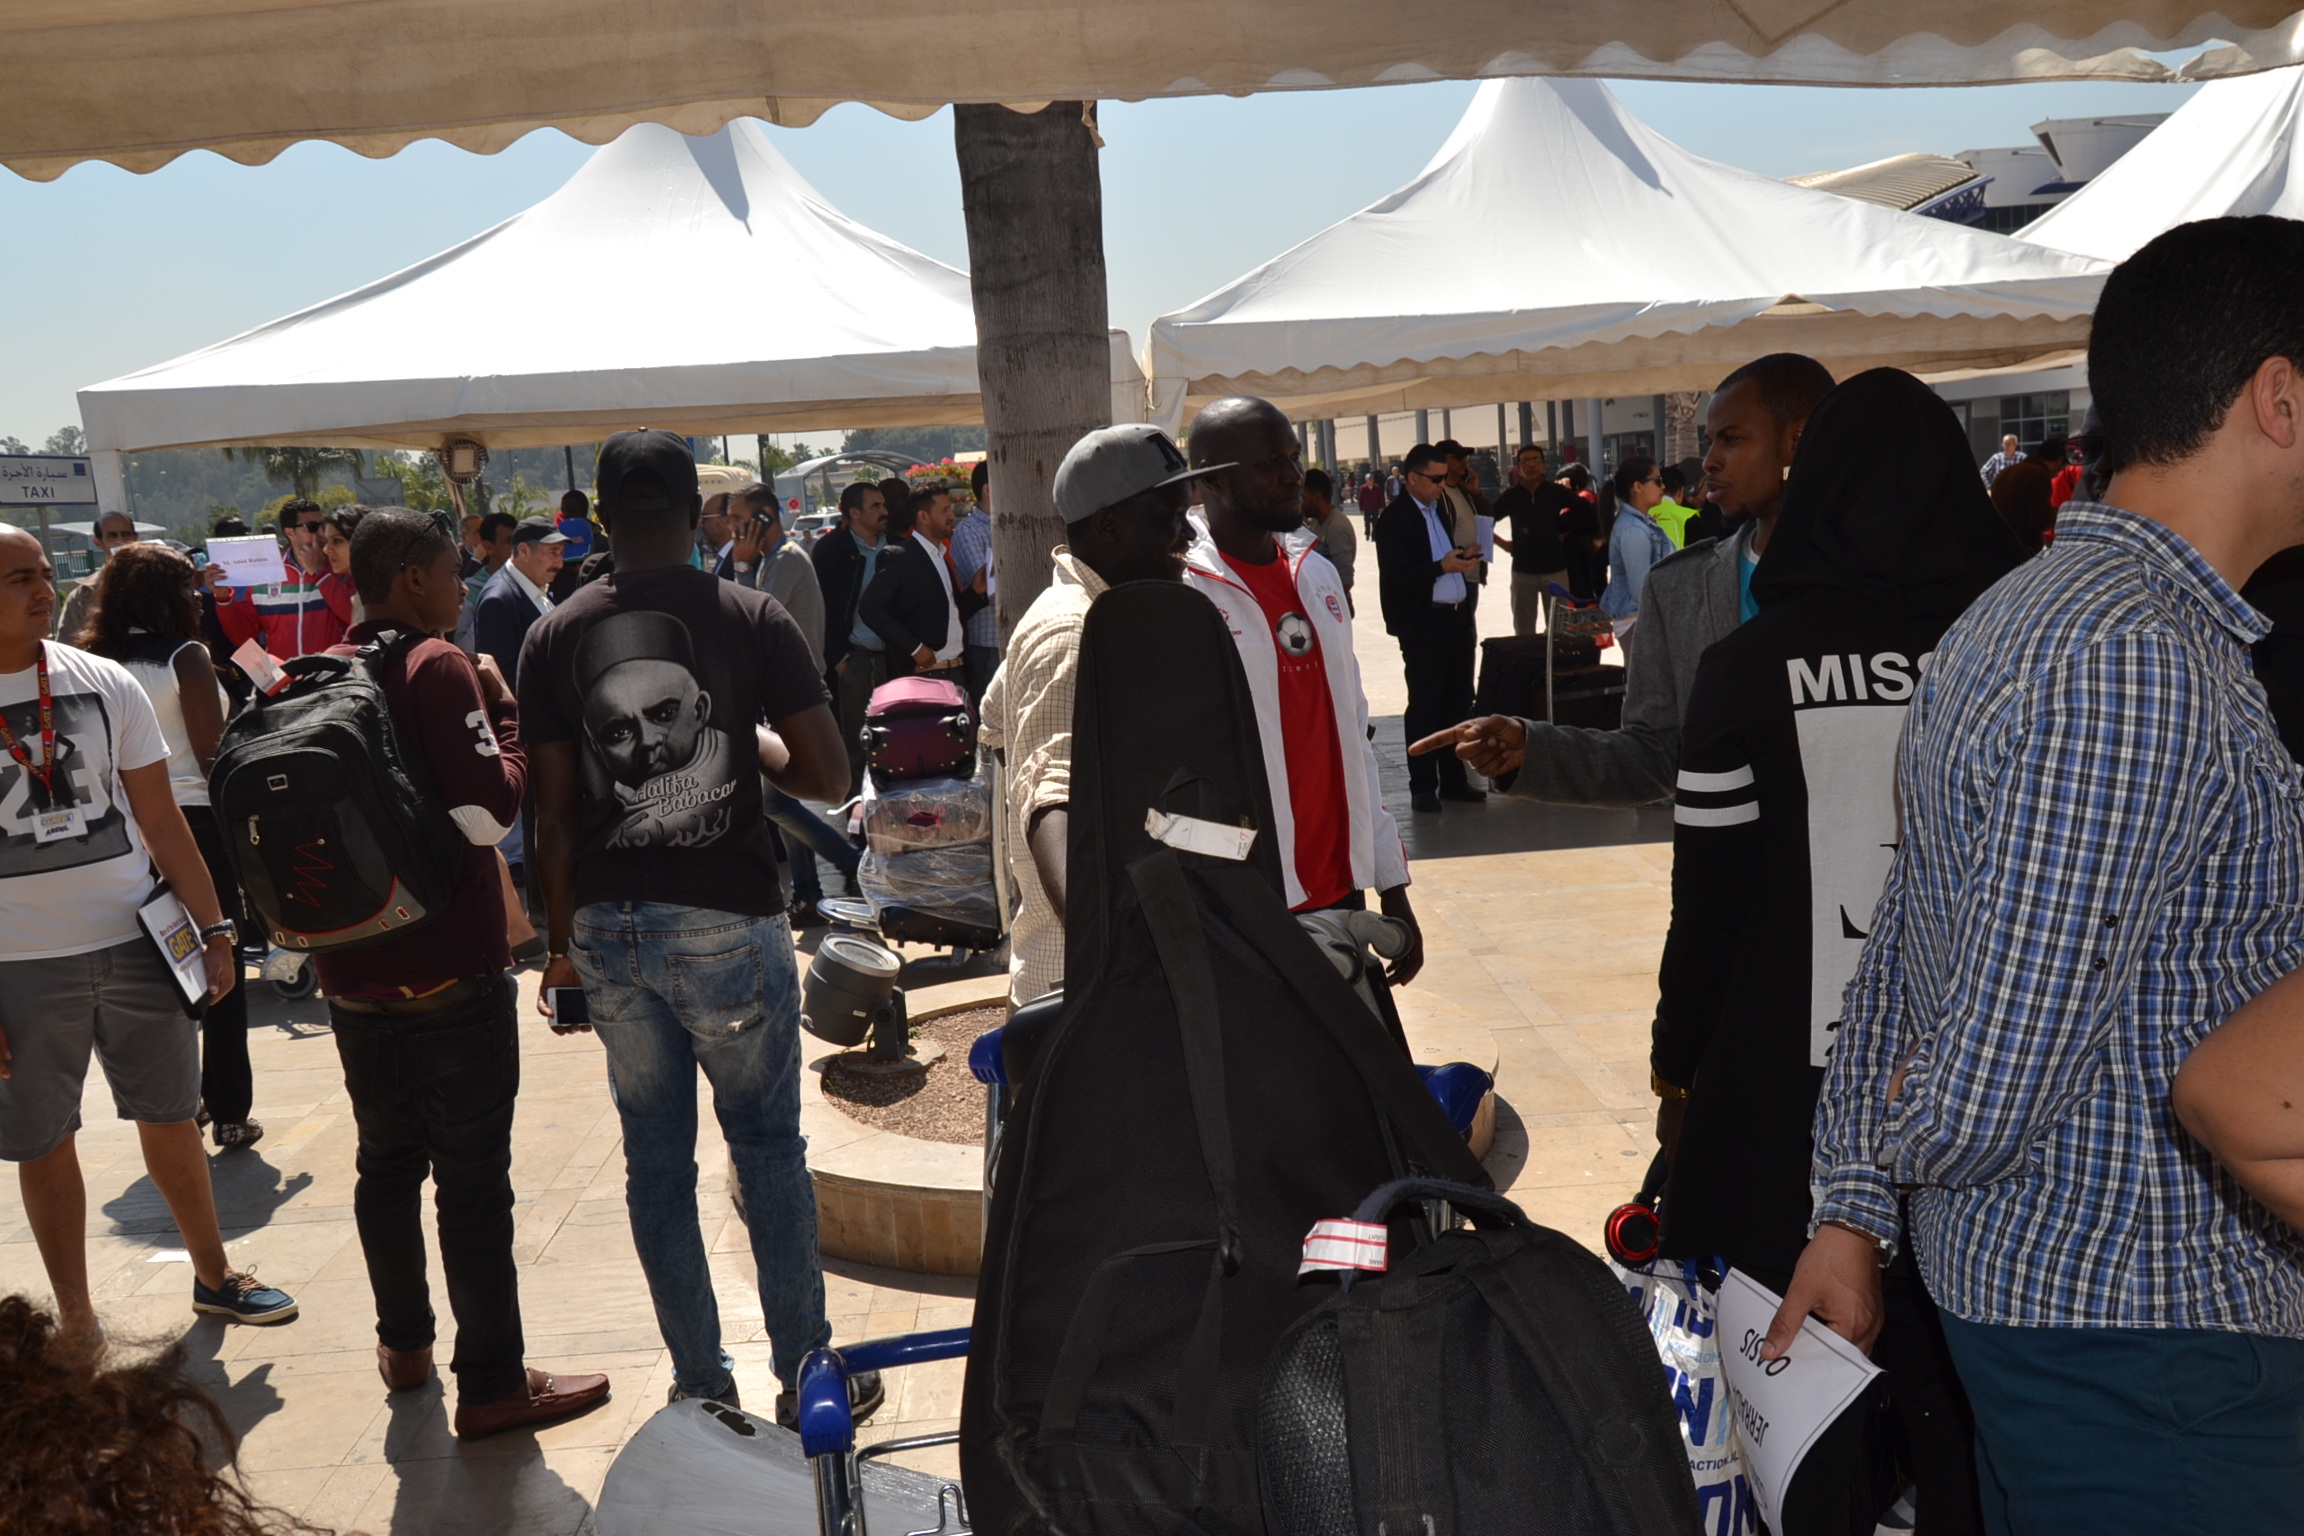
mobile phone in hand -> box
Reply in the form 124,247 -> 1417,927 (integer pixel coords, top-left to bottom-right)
547,986 -> 591,1026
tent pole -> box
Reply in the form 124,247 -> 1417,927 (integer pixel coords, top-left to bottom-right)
565,445 -> 575,493
1519,402 -> 1535,451
1365,415 -> 1380,469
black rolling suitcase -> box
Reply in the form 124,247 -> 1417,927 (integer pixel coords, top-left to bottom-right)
960,581 -> 1489,1536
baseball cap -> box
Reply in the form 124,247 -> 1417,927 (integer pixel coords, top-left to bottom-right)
1434,439 -> 1469,459
1054,424 -> 1233,523
511,516 -> 568,546
596,429 -> 700,507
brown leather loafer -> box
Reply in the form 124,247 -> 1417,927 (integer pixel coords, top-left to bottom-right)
377,1344 -> 434,1391
452,1366 -> 611,1440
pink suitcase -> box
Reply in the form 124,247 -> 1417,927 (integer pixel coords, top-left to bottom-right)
864,675 -> 978,783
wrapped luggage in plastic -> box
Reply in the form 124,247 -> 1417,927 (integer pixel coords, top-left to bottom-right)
862,773 -> 992,854
859,844 -> 999,930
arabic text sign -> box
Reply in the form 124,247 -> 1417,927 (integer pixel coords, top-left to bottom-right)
0,455 -> 97,505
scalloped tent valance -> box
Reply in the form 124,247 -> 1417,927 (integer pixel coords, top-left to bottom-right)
1144,77 -> 2110,427
5,1 -> 2304,182
76,121 -> 1146,455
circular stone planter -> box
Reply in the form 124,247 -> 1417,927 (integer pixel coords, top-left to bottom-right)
792,979 -> 1502,1278
801,987 -> 1002,1277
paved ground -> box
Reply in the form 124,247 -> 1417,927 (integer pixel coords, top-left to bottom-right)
0,572 -> 1674,1533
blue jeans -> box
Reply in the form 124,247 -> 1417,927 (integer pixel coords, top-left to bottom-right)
1938,1310 -> 2304,1535
762,785 -> 859,905
570,903 -> 830,1396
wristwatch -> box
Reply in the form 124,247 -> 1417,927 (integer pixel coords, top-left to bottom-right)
199,919 -> 238,947
1649,1068 -> 1690,1101
1826,1221 -> 1898,1269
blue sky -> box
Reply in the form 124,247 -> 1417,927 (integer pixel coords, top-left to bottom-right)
0,76 -> 2194,446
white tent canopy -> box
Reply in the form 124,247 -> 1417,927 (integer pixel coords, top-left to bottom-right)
2017,65 -> 2304,260
8,2 -> 2304,183
1145,78 -> 2111,428
77,120 -> 1146,457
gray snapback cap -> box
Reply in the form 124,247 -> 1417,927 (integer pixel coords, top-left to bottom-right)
1054,423 -> 1234,523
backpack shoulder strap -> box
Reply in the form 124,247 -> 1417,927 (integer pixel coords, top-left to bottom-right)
1199,862 -> 1489,1188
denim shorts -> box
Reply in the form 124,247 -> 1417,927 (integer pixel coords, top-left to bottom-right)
0,940 -> 200,1161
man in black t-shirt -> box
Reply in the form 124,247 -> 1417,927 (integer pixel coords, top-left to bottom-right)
522,430 -> 881,1428
1489,443 -> 1579,635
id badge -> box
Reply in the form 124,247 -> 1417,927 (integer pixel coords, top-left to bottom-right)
32,805 -> 86,844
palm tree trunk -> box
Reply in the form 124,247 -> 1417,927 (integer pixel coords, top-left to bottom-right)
955,101 -> 1111,643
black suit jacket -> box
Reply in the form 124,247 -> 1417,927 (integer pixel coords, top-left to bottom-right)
812,526 -> 873,674
858,534 -> 988,678
1373,493 -> 1480,638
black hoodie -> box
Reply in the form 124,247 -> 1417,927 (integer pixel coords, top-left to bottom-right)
1652,369 -> 2025,1280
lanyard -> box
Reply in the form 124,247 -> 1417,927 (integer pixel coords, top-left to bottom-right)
0,645 -> 56,796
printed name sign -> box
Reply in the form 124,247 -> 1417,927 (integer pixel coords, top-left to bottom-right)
1715,1268 -> 1883,1533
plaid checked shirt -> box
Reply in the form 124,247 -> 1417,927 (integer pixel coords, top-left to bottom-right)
977,549 -> 1106,1007
1813,504 -> 2304,1334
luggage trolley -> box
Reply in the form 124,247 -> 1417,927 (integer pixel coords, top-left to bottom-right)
1540,584 -> 1627,726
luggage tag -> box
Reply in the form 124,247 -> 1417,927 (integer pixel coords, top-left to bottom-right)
1298,1217 -> 1389,1277
1145,809 -> 1256,861
32,805 -> 86,843
230,639 -> 291,696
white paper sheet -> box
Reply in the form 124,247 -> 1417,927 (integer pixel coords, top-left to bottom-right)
1476,513 -> 1496,562
206,534 -> 287,588
1715,1267 -> 1883,1533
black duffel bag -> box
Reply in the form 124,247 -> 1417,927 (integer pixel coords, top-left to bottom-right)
1260,1178 -> 1705,1536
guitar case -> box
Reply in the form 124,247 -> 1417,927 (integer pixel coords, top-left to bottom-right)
960,579 -> 1488,1535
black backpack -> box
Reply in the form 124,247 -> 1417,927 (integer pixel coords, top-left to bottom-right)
961,582 -> 1491,1535
209,628 -> 465,952
1260,1179 -> 1705,1536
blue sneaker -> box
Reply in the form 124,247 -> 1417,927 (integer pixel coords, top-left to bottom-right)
192,1270 -> 299,1324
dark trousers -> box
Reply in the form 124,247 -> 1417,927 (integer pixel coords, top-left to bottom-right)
964,642 -> 1001,705
836,648 -> 890,797
183,805 -> 252,1124
328,976 -> 527,1405
1940,1310 -> 2304,1535
1398,607 -> 1476,797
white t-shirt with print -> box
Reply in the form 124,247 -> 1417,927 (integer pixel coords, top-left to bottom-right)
0,642 -> 170,960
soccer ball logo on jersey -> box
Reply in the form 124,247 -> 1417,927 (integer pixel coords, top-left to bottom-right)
1276,611 -> 1315,658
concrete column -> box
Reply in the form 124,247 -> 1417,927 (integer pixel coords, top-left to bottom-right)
1519,402 -> 1535,451
1366,415 -> 1382,465
1415,409 -> 1430,442
1440,407 -> 1453,442
1548,401 -> 1560,452
1583,397 -> 1603,474
89,449 -> 129,521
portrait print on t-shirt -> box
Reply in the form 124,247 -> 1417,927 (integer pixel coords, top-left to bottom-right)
574,610 -> 742,849
0,687 -> 133,877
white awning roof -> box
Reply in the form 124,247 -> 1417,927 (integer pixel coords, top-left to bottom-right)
1145,78 -> 2110,428
2017,65 -> 2304,260
78,120 -> 1146,454
8,3 -> 2304,183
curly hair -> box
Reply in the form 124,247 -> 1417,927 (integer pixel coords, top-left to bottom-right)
0,1294 -> 334,1535
72,542 -> 200,657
